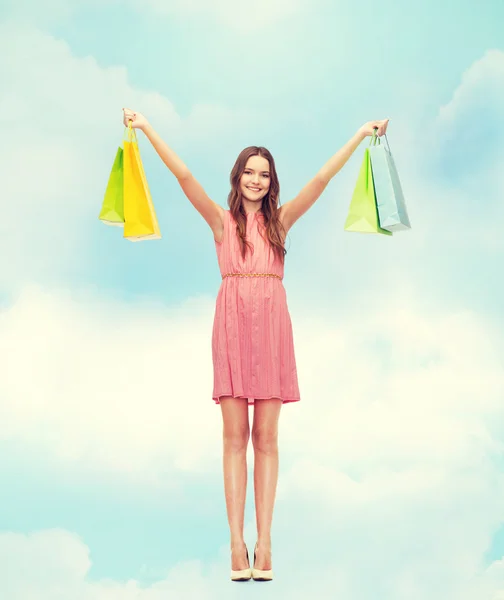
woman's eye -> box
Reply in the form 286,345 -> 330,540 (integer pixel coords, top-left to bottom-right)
244,171 -> 268,177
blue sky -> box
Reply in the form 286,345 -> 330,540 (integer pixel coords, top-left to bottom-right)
1,0 -> 504,598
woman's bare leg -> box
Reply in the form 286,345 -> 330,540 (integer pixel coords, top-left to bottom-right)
220,396 -> 250,570
251,398 -> 282,570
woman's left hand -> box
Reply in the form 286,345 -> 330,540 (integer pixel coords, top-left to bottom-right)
358,119 -> 390,138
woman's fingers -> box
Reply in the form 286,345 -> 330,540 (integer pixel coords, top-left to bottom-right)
123,114 -> 135,127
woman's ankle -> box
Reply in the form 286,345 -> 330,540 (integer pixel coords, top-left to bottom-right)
230,538 -> 247,551
255,537 -> 272,550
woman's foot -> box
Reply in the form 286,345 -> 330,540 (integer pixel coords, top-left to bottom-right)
252,542 -> 273,581
231,542 -> 250,571
230,542 -> 251,581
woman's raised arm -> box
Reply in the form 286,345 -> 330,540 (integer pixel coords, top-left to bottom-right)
123,108 -> 224,239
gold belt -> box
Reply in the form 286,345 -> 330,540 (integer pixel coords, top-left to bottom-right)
222,272 -> 282,280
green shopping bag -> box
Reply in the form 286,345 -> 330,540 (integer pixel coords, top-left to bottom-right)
344,147 -> 392,236
99,147 -> 125,226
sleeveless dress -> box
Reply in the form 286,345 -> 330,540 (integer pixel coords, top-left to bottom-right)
212,210 -> 300,404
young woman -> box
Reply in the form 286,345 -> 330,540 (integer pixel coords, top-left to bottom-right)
122,108 -> 389,582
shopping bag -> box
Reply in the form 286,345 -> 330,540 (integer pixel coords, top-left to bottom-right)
344,147 -> 392,236
123,122 -> 162,242
99,146 -> 125,226
369,134 -> 411,232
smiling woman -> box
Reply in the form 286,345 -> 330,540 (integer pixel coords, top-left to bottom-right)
2,0 -> 504,595
240,157 -> 271,202
121,106 -> 389,582
226,146 -> 285,262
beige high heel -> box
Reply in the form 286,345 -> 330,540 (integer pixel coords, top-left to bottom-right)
252,542 -> 273,581
230,546 -> 252,582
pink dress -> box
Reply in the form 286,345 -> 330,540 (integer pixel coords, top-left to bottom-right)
212,210 -> 300,405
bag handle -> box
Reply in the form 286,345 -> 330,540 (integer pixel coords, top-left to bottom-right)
369,129 -> 381,146
124,120 -> 138,143
370,127 -> 392,152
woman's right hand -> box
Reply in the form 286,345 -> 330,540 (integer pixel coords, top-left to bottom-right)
122,108 -> 149,130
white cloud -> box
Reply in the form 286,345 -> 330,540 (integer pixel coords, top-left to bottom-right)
2,23 -> 504,600
1,281 -> 503,485
0,530 -> 91,591
2,0 -> 318,31
139,0 -> 313,32
1,0 -> 121,24
271,455 -> 504,600
429,48 -> 504,184
2,523 -> 504,600
0,22 -> 266,291
0,530 -> 217,600
288,49 -> 504,309
0,285 -> 222,480
0,22 -> 174,290
437,49 -> 504,125
283,303 -> 504,474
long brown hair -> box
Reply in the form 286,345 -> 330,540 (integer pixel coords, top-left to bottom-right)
227,146 -> 286,264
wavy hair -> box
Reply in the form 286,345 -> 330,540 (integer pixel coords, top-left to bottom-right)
227,146 -> 286,264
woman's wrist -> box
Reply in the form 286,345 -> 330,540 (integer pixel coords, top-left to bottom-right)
355,128 -> 367,142
140,121 -> 152,134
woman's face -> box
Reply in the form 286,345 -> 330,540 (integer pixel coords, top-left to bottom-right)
239,155 -> 271,206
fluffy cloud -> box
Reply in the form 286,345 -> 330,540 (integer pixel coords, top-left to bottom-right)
272,468 -> 503,599
2,523 -> 504,600
0,22 -> 171,290
1,280 -> 503,484
141,0 -> 314,31
437,49 -> 504,127
284,304 -> 504,472
0,22 -> 264,291
288,49 -> 504,321
430,49 -> 504,180
0,530 -> 216,600
0,285 -> 221,479
2,17 -> 504,599
2,0 -> 317,31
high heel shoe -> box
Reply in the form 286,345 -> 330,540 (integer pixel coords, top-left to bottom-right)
230,546 -> 252,582
252,542 -> 273,581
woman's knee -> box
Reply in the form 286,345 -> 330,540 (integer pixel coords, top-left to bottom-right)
223,425 -> 250,453
220,396 -> 250,452
251,426 -> 278,455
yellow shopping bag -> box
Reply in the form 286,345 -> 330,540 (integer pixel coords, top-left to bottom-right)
123,122 -> 162,242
